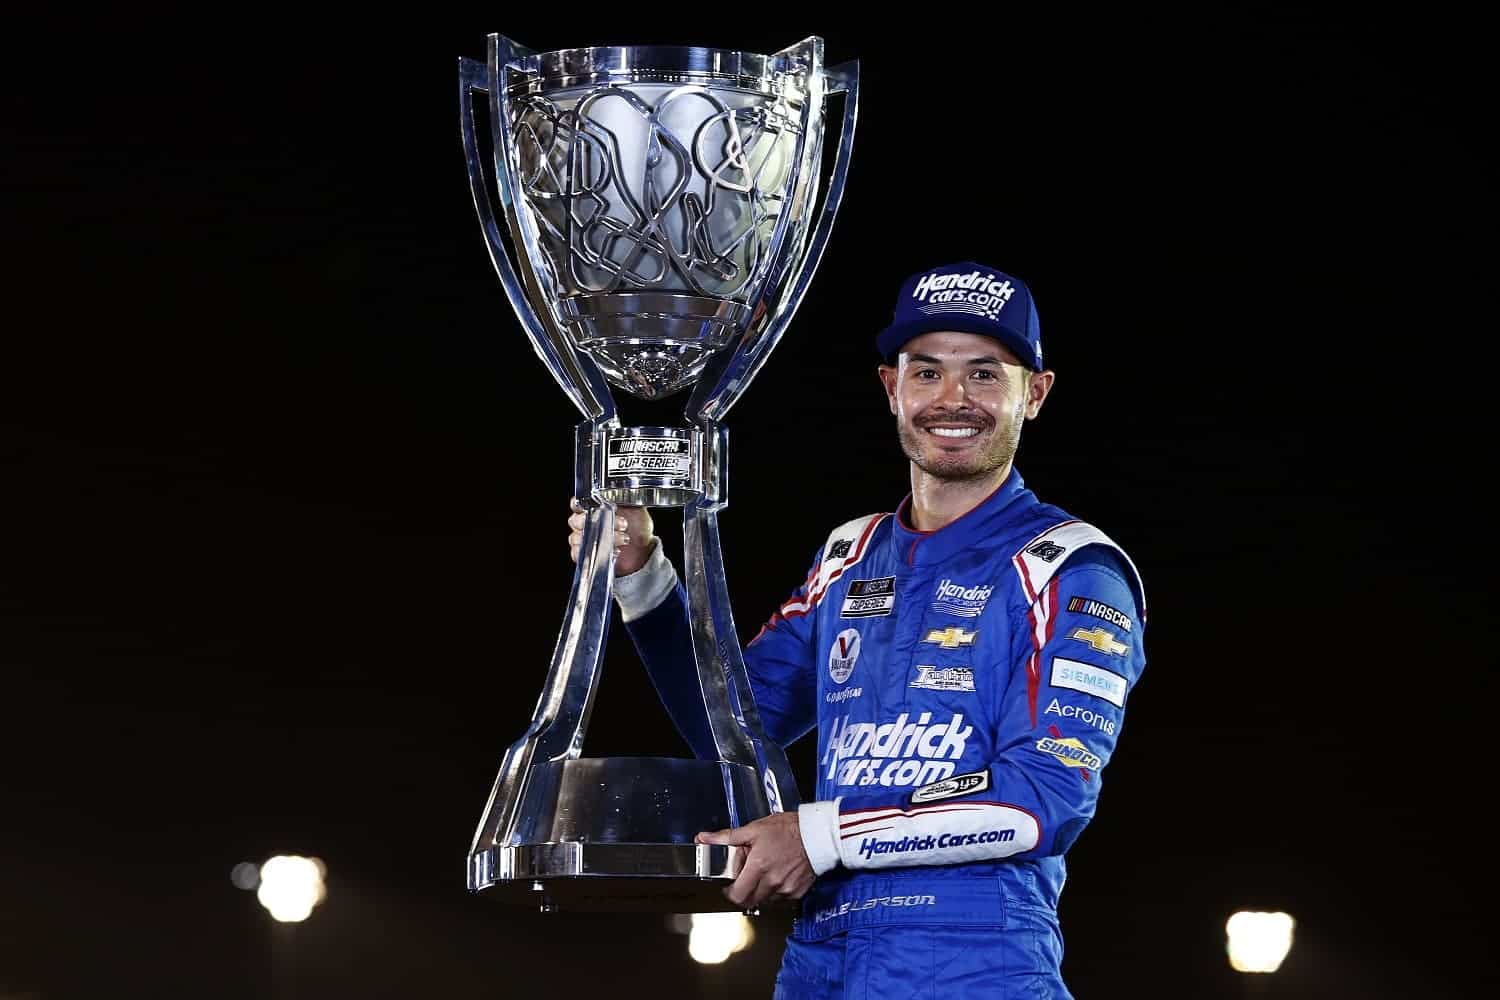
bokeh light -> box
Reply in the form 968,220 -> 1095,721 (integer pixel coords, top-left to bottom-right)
256,855 -> 327,923
1225,910 -> 1295,973
687,912 -> 755,965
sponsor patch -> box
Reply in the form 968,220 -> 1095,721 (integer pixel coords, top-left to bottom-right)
827,538 -> 853,559
931,579 -> 993,617
911,666 -> 975,693
858,828 -> 1015,860
922,626 -> 977,649
912,269 -> 1016,321
823,711 -> 971,787
825,686 -> 863,705
841,576 -> 896,618
1034,735 -> 1102,771
1049,657 -> 1127,708
1066,595 -> 1133,632
1044,697 -> 1117,735
1026,540 -> 1066,563
828,628 -> 862,684
1066,626 -> 1128,656
910,769 -> 991,804
605,437 -> 691,480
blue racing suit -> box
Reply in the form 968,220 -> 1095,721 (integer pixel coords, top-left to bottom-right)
613,468 -> 1147,998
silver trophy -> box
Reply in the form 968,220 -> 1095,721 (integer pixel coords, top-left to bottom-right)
460,33 -> 858,912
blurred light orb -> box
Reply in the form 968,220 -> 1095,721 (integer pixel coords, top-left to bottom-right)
256,855 -> 327,923
688,912 -> 754,965
1225,910 -> 1295,973
230,862 -> 261,891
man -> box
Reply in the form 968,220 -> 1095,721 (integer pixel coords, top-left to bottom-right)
567,261 -> 1147,998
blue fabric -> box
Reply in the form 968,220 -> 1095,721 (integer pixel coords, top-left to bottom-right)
773,923 -> 1072,1000
624,468 -> 1146,993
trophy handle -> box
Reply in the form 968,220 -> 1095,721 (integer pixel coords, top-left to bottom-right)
459,44 -> 616,422
468,473 -> 617,857
682,424 -> 802,818
685,55 -> 861,425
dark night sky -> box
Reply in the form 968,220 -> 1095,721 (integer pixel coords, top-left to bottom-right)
3,12 -> 1493,1000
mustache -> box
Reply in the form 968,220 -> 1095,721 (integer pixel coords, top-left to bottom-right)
915,411 -> 992,429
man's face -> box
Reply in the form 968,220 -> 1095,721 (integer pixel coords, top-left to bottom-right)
877,331 -> 1054,483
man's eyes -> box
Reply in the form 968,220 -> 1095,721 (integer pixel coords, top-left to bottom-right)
912,369 -> 998,380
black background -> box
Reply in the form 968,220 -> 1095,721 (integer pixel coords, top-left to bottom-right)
3,12 -> 1493,999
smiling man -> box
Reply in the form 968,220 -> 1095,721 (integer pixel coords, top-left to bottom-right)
568,261 -> 1149,999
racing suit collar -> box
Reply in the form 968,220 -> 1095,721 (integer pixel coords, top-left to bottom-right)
892,467 -> 1030,567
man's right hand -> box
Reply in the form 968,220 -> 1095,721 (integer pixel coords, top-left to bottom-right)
568,497 -> 656,576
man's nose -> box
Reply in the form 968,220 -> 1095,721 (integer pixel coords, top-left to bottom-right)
936,375 -> 969,406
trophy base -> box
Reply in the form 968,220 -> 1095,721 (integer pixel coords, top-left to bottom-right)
472,842 -> 782,913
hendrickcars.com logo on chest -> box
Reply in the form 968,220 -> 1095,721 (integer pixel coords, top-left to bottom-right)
822,711 -> 973,787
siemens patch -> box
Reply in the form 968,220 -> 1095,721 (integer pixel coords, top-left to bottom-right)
1049,657 -> 1127,708
841,576 -> 896,618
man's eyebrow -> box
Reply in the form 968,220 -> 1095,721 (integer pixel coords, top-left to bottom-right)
906,353 -> 1005,366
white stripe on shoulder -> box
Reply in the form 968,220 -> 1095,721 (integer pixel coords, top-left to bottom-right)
1011,520 -> 1147,619
779,513 -> 888,617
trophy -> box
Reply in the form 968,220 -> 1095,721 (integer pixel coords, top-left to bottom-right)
460,33 -> 858,912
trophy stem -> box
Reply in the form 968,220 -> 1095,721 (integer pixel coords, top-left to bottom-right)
467,494 -> 616,878
682,424 -> 801,818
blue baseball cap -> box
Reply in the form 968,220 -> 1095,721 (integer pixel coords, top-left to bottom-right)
875,261 -> 1043,370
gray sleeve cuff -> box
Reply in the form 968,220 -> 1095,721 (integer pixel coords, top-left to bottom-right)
797,800 -> 843,876
613,538 -> 679,623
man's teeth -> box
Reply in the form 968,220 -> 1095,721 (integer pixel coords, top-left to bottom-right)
930,427 -> 979,438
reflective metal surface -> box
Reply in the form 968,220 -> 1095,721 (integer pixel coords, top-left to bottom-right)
460,32 -> 857,911
463,35 -> 849,400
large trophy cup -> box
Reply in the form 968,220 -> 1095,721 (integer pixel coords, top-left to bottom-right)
460,33 -> 857,912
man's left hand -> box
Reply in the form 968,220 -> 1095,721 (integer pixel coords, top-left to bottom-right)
696,812 -> 815,908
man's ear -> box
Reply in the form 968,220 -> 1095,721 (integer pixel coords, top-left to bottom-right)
1025,369 -> 1056,419
878,363 -> 899,415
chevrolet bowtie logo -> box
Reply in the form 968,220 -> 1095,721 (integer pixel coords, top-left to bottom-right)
1067,627 -> 1128,656
923,627 -> 977,649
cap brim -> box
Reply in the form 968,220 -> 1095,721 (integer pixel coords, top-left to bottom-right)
876,316 -> 1040,370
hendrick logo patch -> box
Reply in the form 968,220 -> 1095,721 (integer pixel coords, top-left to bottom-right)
931,579 -> 993,617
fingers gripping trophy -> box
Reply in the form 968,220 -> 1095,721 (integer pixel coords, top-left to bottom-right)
459,34 -> 858,912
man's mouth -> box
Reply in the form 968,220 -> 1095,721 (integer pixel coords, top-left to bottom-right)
927,427 -> 981,439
